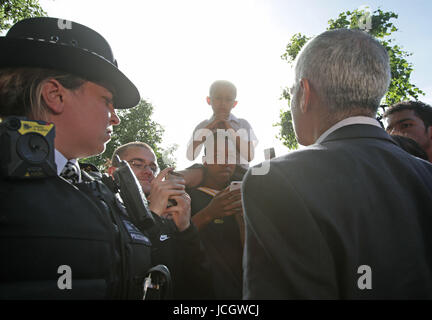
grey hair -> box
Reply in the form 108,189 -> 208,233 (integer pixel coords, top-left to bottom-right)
294,29 -> 390,114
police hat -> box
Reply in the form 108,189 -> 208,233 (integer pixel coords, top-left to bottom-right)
0,17 -> 140,109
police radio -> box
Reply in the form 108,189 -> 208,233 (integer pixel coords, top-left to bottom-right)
0,116 -> 57,178
111,156 -> 155,230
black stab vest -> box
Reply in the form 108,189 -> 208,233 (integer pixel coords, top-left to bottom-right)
0,174 -> 152,299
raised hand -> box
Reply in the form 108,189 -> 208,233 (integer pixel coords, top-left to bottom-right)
148,167 -> 186,215
162,193 -> 192,232
192,187 -> 243,230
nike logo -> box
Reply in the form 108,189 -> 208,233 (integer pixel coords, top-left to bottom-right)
159,234 -> 170,242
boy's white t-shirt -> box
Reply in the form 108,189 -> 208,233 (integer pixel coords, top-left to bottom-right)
186,113 -> 258,169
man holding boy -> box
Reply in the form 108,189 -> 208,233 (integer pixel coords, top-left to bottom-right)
186,80 -> 258,182
187,134 -> 244,299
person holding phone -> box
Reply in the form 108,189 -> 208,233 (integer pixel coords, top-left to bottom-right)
186,134 -> 244,299
108,141 -> 214,299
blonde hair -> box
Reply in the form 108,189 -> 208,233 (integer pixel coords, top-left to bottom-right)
111,142 -> 155,167
209,80 -> 237,98
0,68 -> 85,120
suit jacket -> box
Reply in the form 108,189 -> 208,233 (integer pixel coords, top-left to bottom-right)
242,124 -> 432,299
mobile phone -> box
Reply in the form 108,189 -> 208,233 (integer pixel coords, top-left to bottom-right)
264,147 -> 276,160
167,198 -> 177,208
166,171 -> 182,208
166,170 -> 184,181
229,181 -> 242,191
168,171 -> 183,177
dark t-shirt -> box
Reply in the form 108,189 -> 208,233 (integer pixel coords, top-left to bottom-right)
187,187 -> 243,299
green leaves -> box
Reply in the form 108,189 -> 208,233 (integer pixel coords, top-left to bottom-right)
0,0 -> 46,33
274,108 -> 298,150
276,8 -> 425,150
82,99 -> 176,171
0,1 -> 175,172
281,33 -> 310,65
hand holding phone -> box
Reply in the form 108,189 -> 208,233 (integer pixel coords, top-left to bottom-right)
229,181 -> 242,192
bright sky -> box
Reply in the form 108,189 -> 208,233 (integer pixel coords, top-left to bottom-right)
39,0 -> 432,169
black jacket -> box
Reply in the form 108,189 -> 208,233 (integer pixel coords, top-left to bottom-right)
0,172 -> 212,299
0,173 -> 149,299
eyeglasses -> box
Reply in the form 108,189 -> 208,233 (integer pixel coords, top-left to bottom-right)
127,159 -> 159,175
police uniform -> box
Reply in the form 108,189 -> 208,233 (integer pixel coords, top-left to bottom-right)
0,169 -> 154,299
0,17 -> 213,300
0,17 -> 156,299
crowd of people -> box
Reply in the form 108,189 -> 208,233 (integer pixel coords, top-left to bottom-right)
1,16 -> 432,300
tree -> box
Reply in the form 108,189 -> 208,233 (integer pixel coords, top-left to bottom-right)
276,8 -> 425,150
81,99 -> 177,171
0,0 -> 46,33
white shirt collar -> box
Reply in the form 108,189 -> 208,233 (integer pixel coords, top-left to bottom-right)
315,116 -> 382,144
54,149 -> 80,178
209,113 -> 239,123
228,113 -> 240,123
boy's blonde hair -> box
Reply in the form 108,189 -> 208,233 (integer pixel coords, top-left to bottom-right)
209,80 -> 237,98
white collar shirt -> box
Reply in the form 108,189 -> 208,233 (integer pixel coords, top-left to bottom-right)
55,149 -> 82,183
315,116 -> 382,145
186,113 -> 258,167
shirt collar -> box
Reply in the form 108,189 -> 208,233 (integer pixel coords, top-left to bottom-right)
55,149 -> 80,178
209,113 -> 239,124
229,113 -> 240,123
315,116 -> 382,144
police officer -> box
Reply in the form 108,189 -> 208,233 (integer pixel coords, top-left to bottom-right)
0,17 -> 178,299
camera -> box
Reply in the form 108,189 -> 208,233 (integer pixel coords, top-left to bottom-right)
0,116 -> 57,178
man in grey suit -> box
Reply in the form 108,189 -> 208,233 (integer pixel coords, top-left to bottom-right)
242,29 -> 432,299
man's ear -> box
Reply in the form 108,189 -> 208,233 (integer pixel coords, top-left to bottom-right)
427,126 -> 432,142
206,96 -> 211,105
299,78 -> 312,114
232,101 -> 238,108
40,79 -> 66,114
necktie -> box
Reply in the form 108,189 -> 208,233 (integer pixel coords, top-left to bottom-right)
60,161 -> 80,184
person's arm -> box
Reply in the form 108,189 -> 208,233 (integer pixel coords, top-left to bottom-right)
186,119 -> 225,161
187,138 -> 205,161
161,193 -> 215,299
191,188 -> 242,231
222,120 -> 255,162
242,164 -> 338,299
174,166 -> 204,189
161,193 -> 191,232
